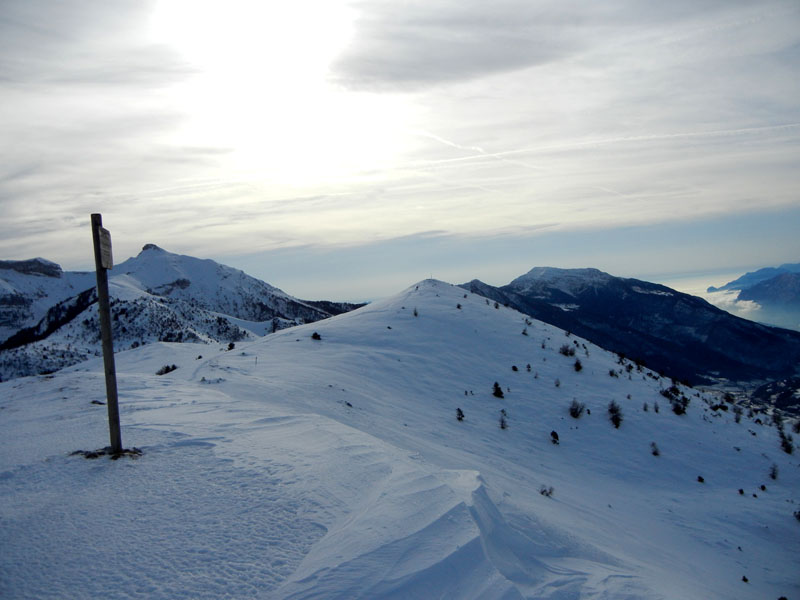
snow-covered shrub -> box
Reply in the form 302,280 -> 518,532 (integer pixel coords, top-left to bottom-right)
539,485 -> 554,497
569,399 -> 585,419
608,400 -> 623,428
311,332 -> 321,340
559,344 -> 576,357
574,359 -> 583,372
672,396 -> 690,415
156,364 -> 177,375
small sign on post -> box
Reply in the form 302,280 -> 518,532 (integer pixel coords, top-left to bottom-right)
98,227 -> 113,270
91,213 -> 122,454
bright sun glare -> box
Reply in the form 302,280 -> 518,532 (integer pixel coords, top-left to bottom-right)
149,0 -> 411,185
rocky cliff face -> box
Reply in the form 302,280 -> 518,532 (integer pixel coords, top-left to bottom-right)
0,259 -> 96,343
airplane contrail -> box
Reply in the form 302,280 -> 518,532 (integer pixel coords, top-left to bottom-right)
415,123 -> 800,167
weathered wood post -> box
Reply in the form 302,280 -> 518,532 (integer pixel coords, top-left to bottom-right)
90,213 -> 122,453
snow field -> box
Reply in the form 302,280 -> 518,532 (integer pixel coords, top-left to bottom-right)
1,279 -> 798,599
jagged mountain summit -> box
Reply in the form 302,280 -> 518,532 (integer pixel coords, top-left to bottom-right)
461,266 -> 800,386
1,279 -> 797,599
0,245 -> 362,380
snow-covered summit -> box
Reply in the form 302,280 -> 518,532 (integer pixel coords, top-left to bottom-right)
113,244 -> 307,322
509,267 -> 615,297
1,277 -> 797,599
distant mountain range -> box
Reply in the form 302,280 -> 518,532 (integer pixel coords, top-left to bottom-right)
707,263 -> 800,293
706,263 -> 800,331
0,245 -> 362,379
461,267 -> 800,387
4,248 -> 800,403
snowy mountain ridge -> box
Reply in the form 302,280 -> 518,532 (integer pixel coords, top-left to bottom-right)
0,246 -> 362,380
112,244 -> 317,322
1,279 -> 797,599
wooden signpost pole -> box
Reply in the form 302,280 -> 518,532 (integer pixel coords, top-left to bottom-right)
90,213 -> 122,453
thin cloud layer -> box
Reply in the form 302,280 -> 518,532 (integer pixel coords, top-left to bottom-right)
331,0 -> 583,89
0,0 -> 798,296
330,0 -> 789,90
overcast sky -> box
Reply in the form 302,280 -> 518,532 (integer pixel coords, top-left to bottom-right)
1,0 -> 798,300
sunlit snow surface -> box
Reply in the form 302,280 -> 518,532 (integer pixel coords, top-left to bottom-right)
1,280 -> 798,599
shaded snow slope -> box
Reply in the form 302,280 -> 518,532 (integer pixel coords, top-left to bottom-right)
1,280 -> 798,599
